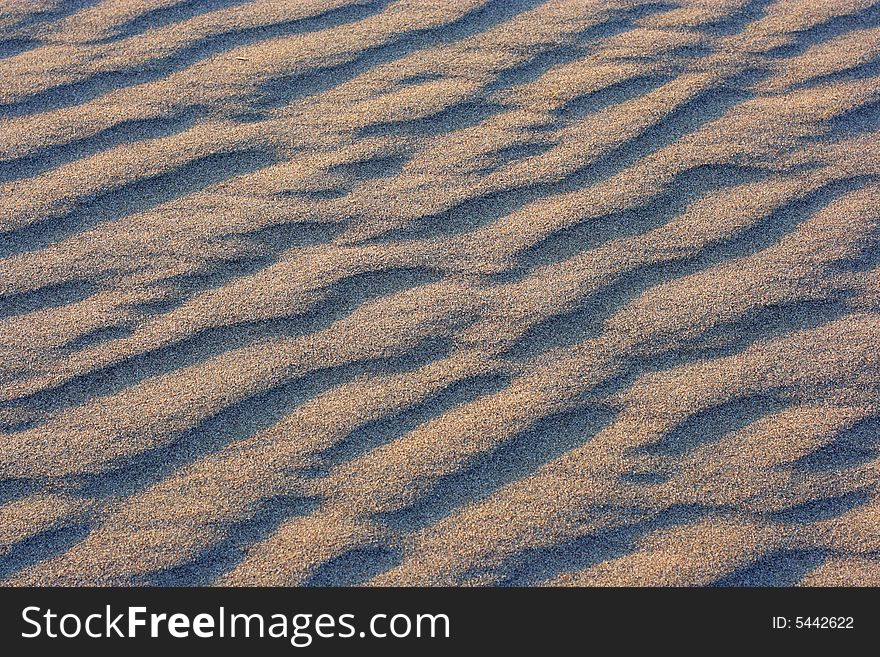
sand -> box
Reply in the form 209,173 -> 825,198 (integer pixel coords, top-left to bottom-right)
0,0 -> 878,586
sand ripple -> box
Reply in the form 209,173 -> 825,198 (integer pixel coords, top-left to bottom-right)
1,0 -> 879,586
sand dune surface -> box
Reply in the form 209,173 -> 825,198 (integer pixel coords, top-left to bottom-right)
1,0 -> 879,586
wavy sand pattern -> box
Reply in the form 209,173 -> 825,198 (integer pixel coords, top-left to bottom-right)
1,0 -> 879,586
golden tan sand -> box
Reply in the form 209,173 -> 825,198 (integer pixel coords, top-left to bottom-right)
0,0 -> 878,586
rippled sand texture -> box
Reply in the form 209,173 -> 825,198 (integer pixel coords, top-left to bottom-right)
1,0 -> 879,586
